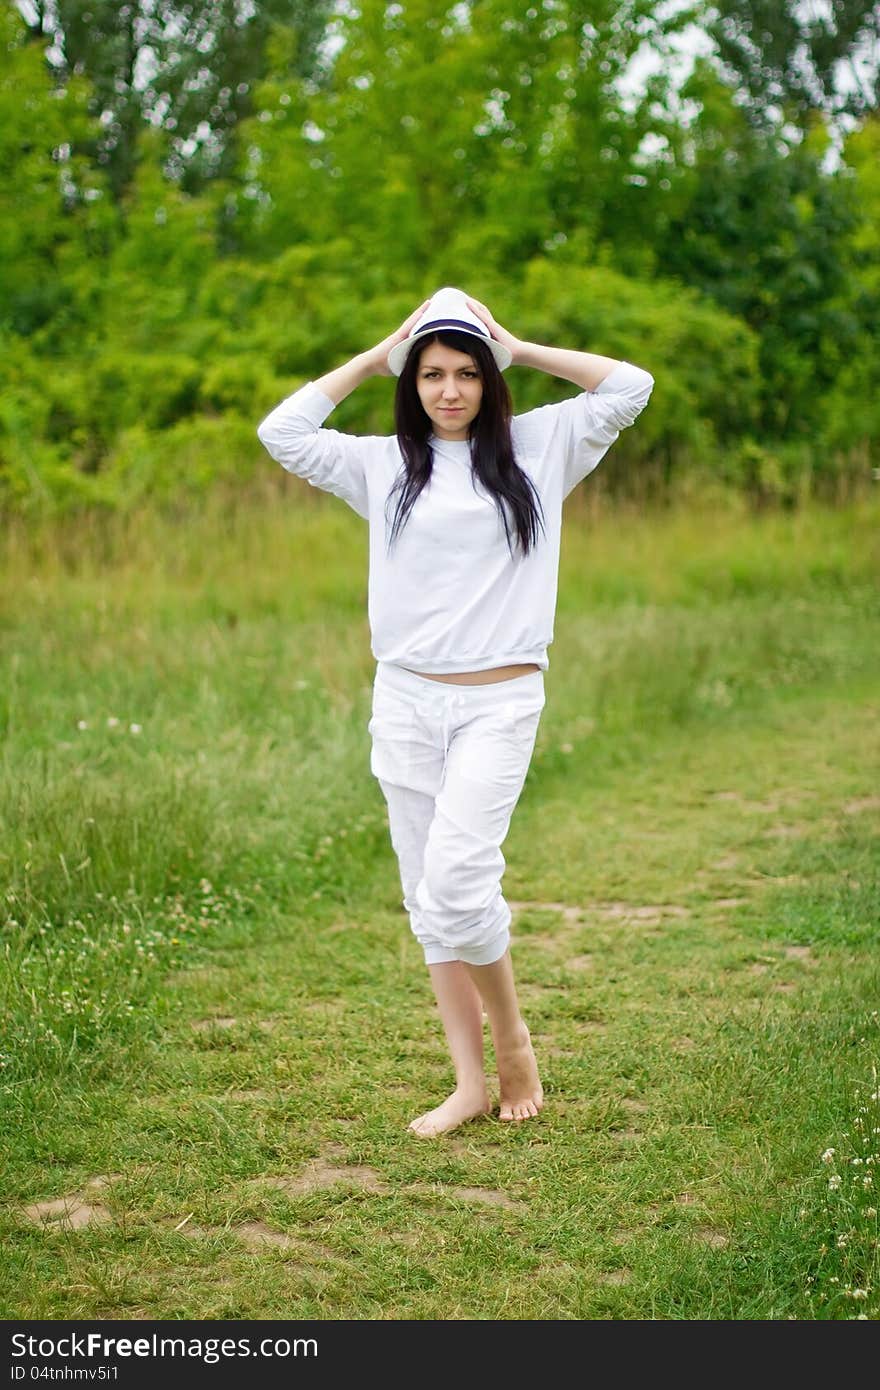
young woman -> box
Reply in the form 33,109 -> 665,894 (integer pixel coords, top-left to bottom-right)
257,287 -> 654,1137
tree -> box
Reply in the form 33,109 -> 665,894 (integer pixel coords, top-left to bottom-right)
234,0 -> 695,275
16,0 -> 334,200
652,59 -> 861,435
706,0 -> 880,127
0,1 -> 110,336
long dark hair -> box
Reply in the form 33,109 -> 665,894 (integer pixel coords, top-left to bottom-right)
386,330 -> 545,557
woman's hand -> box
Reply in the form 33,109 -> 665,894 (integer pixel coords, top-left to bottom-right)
369,299 -> 432,377
468,298 -> 626,388
310,300 -> 431,403
465,297 -> 524,364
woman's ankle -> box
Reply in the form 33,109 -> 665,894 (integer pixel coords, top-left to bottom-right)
453,1074 -> 490,1098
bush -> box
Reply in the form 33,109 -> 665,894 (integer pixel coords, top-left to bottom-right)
198,359 -> 290,416
89,353 -> 204,433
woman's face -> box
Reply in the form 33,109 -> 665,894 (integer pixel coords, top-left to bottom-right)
415,341 -> 483,441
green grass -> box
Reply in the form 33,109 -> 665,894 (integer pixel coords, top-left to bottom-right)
1,488 -> 879,1320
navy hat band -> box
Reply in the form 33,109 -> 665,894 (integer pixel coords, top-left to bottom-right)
415,317 -> 490,339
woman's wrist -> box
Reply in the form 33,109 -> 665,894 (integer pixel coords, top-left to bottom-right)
513,340 -> 621,390
353,347 -> 386,379
508,337 -> 532,368
511,340 -> 558,372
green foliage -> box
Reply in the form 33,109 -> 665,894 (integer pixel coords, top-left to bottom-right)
21,0 -> 335,200
99,414 -> 266,507
654,62 -> 864,437
0,4 -> 111,336
93,354 -> 203,433
1,0 -> 878,517
820,117 -> 880,466
706,0 -> 880,125
236,0 -> 690,273
516,258 -> 761,436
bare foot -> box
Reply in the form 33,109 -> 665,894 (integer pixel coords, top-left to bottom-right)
496,1025 -> 543,1122
408,1086 -> 491,1138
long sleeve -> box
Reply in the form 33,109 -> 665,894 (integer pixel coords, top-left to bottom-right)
561,362 -> 654,496
514,361 -> 654,499
256,381 -> 370,519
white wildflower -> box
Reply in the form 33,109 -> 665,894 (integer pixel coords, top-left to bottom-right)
129,722 -> 142,734
828,1175 -> 842,1190
821,1148 -> 836,1163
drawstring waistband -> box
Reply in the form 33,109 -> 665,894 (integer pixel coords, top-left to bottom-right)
374,660 -> 545,776
438,688 -> 465,770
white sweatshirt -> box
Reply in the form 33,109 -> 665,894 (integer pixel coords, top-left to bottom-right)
257,362 -> 654,673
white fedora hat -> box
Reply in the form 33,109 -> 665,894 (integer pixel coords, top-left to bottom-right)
387,286 -> 513,376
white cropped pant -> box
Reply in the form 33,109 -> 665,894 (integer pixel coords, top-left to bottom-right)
369,661 -> 545,966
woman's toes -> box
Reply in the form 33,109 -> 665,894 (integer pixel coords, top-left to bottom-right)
498,1096 -> 542,1122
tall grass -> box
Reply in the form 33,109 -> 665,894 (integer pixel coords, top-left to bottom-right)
1,486 -> 878,1319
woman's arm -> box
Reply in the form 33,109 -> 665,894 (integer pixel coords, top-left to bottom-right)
466,297 -> 623,390
313,299 -> 432,403
465,295 -> 654,498
256,299 -> 432,516
513,341 -> 620,391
